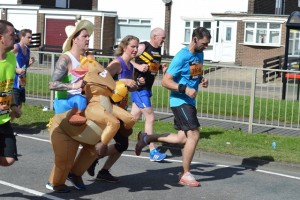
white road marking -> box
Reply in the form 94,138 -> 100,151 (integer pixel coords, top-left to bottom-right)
0,180 -> 65,200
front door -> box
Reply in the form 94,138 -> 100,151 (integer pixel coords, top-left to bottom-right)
214,21 -> 237,63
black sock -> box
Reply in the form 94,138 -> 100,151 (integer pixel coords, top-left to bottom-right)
100,169 -> 109,173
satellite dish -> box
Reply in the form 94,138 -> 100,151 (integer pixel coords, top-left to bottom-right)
162,0 -> 172,4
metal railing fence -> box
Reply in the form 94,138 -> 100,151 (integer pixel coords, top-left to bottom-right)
26,51 -> 300,133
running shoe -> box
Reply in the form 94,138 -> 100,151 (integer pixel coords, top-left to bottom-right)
96,169 -> 119,183
46,182 -> 70,193
135,131 -> 148,156
67,173 -> 86,190
178,172 -> 200,187
150,148 -> 166,162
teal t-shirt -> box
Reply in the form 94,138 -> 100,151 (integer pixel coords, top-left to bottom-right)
166,47 -> 204,107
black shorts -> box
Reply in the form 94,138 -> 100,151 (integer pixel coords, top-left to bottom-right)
0,122 -> 18,160
171,104 -> 200,131
12,88 -> 26,106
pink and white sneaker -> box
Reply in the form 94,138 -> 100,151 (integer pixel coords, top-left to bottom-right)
178,172 -> 200,187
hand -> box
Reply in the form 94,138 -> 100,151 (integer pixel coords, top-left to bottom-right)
9,106 -> 22,120
29,57 -> 35,66
138,64 -> 148,72
162,63 -> 168,74
127,79 -> 138,90
16,68 -> 25,75
137,77 -> 145,85
73,79 -> 84,89
95,142 -> 108,158
0,105 -> 5,112
201,78 -> 208,88
185,87 -> 198,99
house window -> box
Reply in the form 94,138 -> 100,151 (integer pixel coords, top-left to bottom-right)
244,22 -> 281,46
117,19 -> 151,43
288,29 -> 300,56
184,21 -> 212,44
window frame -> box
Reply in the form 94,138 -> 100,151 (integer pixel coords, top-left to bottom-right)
116,18 -> 151,43
183,20 -> 213,49
288,29 -> 300,57
243,21 -> 282,47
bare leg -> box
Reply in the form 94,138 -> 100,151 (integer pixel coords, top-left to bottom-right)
101,144 -> 121,170
140,107 -> 155,150
144,129 -> 200,172
181,130 -> 199,173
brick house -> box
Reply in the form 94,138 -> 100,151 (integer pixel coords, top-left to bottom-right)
1,0 -> 300,67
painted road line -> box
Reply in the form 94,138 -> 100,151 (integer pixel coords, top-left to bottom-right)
0,180 -> 65,200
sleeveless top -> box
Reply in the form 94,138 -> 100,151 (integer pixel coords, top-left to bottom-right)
116,56 -> 134,79
0,52 -> 17,124
55,51 -> 82,99
133,41 -> 162,91
13,43 -> 30,89
115,56 -> 134,109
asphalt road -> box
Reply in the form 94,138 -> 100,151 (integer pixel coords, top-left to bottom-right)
0,130 -> 300,200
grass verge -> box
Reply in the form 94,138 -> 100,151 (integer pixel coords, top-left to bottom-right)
12,104 -> 300,165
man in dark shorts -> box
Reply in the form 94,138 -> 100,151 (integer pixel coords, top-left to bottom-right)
12,29 -> 35,113
135,27 -> 211,187
0,20 -> 21,167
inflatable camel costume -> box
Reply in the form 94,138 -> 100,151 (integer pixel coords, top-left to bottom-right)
46,20 -> 135,192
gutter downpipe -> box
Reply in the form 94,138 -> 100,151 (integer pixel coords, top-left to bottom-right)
100,12 -> 104,50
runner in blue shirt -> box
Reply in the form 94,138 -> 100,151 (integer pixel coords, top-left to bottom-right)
135,27 -> 211,187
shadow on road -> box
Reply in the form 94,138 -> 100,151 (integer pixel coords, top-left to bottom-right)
42,156 -> 274,199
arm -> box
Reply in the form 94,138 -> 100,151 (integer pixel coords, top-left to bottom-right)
162,72 -> 198,99
119,78 -> 138,92
9,93 -> 21,119
107,60 -> 138,91
106,60 -> 122,77
161,63 -> 168,74
130,43 -> 148,73
28,55 -> 35,67
49,54 -> 81,91
12,44 -> 24,75
161,72 -> 178,91
12,44 -> 18,55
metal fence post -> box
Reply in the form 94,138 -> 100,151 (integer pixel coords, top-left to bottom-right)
248,68 -> 257,133
49,53 -> 55,111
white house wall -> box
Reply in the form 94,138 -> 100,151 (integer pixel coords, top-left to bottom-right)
98,0 -> 248,61
97,0 -> 166,34
169,0 -> 248,59
0,0 -> 18,4
7,9 -> 37,33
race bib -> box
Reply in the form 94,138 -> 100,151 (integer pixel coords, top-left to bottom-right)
190,63 -> 203,79
148,62 -> 160,75
0,94 -> 12,115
